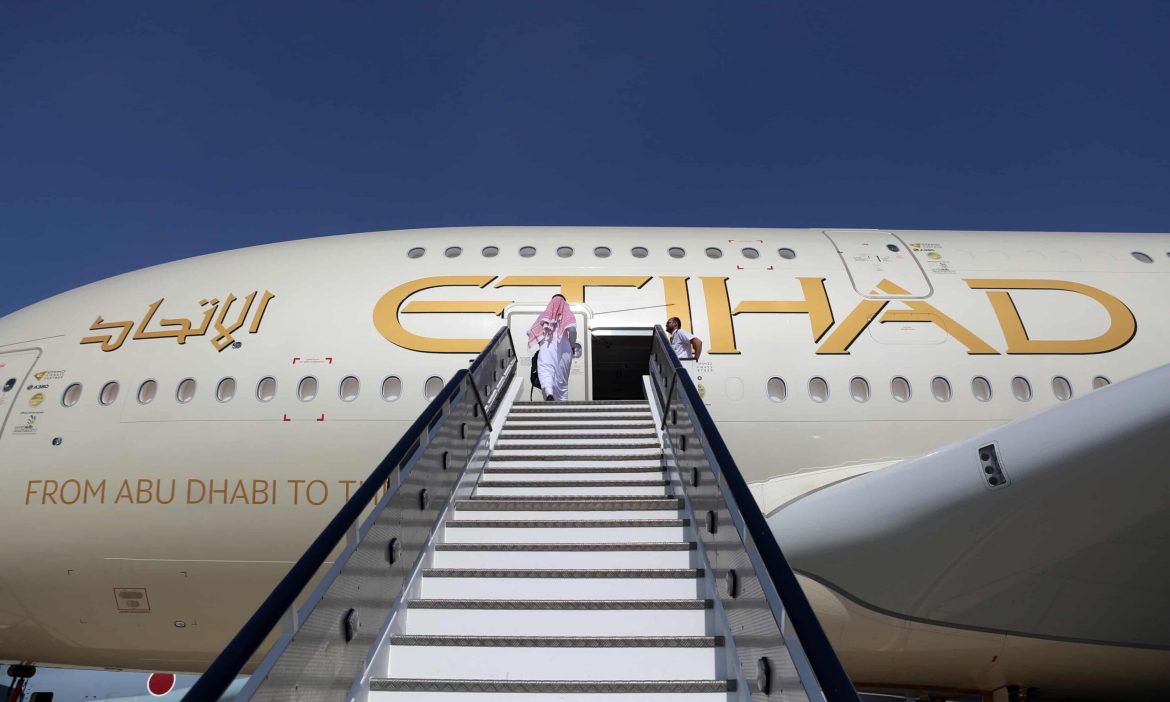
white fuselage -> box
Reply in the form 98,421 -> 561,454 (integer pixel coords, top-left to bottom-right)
1,227 -> 1166,696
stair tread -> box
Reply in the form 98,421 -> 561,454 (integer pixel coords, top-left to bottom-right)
407,598 -> 712,609
476,480 -> 668,488
422,568 -> 703,578
434,542 -> 695,551
482,467 -> 666,474
446,518 -> 688,528
456,499 -> 680,511
388,634 -> 723,647
369,678 -> 734,693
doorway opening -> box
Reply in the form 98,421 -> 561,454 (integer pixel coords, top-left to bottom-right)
590,329 -> 652,401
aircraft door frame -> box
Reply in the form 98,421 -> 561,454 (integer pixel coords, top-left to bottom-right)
0,348 -> 43,441
824,230 -> 933,299
504,303 -> 592,401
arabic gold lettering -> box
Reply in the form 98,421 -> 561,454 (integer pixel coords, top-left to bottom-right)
211,292 -> 257,351
248,291 -> 276,333
80,317 -> 134,352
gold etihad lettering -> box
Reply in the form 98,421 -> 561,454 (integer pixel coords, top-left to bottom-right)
373,274 -> 1138,356
373,276 -> 509,353
81,291 -> 275,352
965,279 -> 1137,354
816,280 -> 998,355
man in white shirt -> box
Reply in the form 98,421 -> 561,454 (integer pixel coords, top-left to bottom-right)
666,316 -> 703,362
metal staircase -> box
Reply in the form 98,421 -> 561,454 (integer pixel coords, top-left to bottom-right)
186,327 -> 859,702
368,399 -> 731,699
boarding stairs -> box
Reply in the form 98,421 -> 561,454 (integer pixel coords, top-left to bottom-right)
367,399 -> 727,699
186,327 -> 859,702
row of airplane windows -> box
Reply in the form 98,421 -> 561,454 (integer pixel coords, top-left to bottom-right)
407,245 -> 799,261
766,373 -> 1110,404
55,374 -> 448,408
55,371 -> 1111,409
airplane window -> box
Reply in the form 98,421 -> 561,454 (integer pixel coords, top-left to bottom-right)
137,380 -> 158,405
594,246 -> 612,258
99,381 -> 120,406
424,375 -> 443,401
339,375 -> 360,402
381,375 -> 402,401
1132,251 -> 1153,263
62,383 -> 82,407
1092,375 -> 1110,390
705,247 -> 723,259
1052,376 -> 1073,401
176,378 -> 197,404
971,376 -> 992,402
407,247 -> 425,259
668,247 -> 686,259
519,246 -> 537,258
257,376 -> 277,402
931,376 -> 952,402
297,376 -> 318,402
808,377 -> 829,403
849,377 -> 870,402
766,377 -> 787,402
742,247 -> 759,259
778,248 -> 797,260
557,246 -> 574,258
890,376 -> 911,402
481,246 -> 499,257
1011,376 -> 1032,402
444,246 -> 462,258
216,378 -> 236,403
631,247 -> 648,258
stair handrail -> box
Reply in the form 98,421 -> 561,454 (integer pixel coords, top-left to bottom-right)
186,327 -> 516,701
651,326 -> 859,702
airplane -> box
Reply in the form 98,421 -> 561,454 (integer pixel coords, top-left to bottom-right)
1,226 -> 1168,700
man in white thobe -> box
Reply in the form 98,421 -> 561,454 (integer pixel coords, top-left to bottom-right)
529,295 -> 579,401
666,316 -> 703,379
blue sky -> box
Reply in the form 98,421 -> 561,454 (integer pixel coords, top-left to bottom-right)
2,1 -> 1169,319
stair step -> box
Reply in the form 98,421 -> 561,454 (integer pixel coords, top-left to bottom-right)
390,634 -> 721,647
408,598 -> 711,608
443,520 -> 687,544
370,678 -> 734,694
489,453 -> 661,462
510,406 -> 651,414
447,518 -> 686,528
513,401 -> 649,406
464,494 -> 676,502
423,568 -> 701,579
434,542 -> 694,551
487,459 -> 664,470
456,498 -> 681,510
503,422 -> 657,429
497,434 -> 659,443
421,573 -> 701,598
477,480 -> 668,488
492,443 -> 662,451
482,466 -> 665,474
505,418 -> 654,425
432,544 -> 694,568
474,485 -> 669,497
382,644 -> 720,681
401,605 -> 708,636
499,430 -> 659,439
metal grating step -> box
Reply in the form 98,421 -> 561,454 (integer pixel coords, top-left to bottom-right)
369,678 -> 735,693
446,519 -> 688,529
510,406 -> 652,414
465,494 -> 676,502
456,499 -> 681,511
512,401 -> 649,406
421,568 -> 703,579
498,433 -> 658,440
492,443 -> 662,451
387,634 -> 723,647
433,542 -> 695,551
476,480 -> 669,488
489,454 -> 662,462
407,599 -> 712,609
481,467 -> 666,474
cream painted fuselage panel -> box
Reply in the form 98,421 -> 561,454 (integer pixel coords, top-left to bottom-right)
0,227 -> 1166,693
